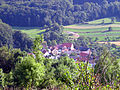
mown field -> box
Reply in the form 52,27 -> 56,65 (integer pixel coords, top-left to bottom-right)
64,18 -> 120,41
12,27 -> 45,38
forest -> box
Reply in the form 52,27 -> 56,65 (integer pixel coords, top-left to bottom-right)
0,20 -> 33,51
0,0 -> 120,27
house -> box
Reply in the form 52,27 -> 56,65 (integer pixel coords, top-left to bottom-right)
61,43 -> 74,50
51,49 -> 58,56
42,49 -> 49,57
75,53 -> 88,62
75,47 -> 92,62
79,47 -> 92,55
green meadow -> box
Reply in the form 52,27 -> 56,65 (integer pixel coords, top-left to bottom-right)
64,27 -> 108,32
88,18 -> 112,24
13,27 -> 45,38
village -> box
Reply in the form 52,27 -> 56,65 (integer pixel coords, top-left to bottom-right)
41,43 -> 96,66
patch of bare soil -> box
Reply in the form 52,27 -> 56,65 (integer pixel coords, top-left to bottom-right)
97,41 -> 120,46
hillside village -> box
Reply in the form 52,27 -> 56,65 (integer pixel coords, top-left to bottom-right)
41,43 -> 96,66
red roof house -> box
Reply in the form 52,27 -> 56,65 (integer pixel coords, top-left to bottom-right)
61,43 -> 74,50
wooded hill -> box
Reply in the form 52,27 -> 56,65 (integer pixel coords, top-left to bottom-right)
0,0 -> 120,27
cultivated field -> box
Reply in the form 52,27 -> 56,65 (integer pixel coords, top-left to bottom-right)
64,18 -> 120,41
64,24 -> 120,29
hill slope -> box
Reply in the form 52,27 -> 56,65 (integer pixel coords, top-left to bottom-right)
1,0 -> 120,27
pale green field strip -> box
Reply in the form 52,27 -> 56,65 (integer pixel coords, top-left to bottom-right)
13,27 -> 45,38
64,24 -> 120,30
92,36 -> 120,41
64,27 -> 108,32
112,27 -> 120,30
64,27 -> 120,33
88,18 -> 112,24
78,31 -> 120,36
21,29 -> 45,38
12,27 -> 42,30
88,18 -> 120,24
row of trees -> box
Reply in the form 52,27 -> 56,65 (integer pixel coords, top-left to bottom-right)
0,0 -> 120,27
43,23 -> 71,46
0,36 -> 120,89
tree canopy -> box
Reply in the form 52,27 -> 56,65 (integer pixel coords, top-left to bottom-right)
0,0 -> 120,27
0,20 -> 33,51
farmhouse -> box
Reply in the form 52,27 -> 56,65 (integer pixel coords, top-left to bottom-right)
60,43 -> 74,50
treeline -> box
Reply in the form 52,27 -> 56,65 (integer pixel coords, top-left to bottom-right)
73,0 -> 120,4
0,0 -> 120,27
0,20 -> 33,51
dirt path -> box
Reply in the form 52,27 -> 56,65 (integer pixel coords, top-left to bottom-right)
97,41 -> 120,46
64,24 -> 120,29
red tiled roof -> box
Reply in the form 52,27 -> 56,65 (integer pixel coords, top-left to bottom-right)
61,43 -> 73,48
80,53 -> 89,56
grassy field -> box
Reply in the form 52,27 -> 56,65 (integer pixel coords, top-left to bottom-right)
64,27 -> 108,32
12,18 -> 120,41
88,18 -> 120,24
13,27 -> 45,38
64,18 -> 120,41
88,18 -> 112,24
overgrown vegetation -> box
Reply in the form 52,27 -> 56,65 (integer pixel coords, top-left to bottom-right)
0,36 -> 119,89
0,20 -> 33,51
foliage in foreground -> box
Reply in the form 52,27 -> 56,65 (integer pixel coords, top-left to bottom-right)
0,36 -> 120,89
